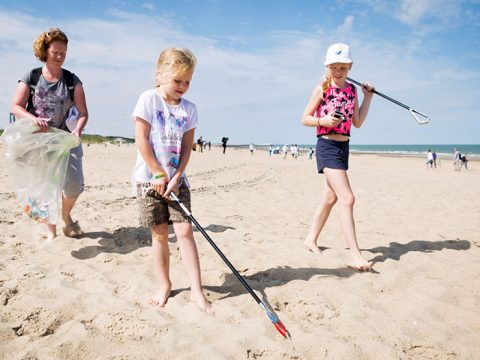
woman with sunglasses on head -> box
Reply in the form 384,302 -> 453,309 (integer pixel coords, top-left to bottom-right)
11,27 -> 88,241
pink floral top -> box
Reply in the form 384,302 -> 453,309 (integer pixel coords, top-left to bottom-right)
316,82 -> 356,137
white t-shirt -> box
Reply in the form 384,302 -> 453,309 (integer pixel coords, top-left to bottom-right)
131,89 -> 198,193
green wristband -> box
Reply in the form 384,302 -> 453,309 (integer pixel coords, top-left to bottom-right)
154,173 -> 165,179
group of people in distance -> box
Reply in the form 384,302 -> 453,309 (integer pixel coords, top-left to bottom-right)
428,148 -> 469,171
266,145 -> 315,159
281,144 -> 300,159
10,28 -> 375,314
426,149 -> 438,169
195,136 -> 211,152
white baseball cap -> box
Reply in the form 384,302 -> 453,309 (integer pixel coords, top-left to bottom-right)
324,43 -> 353,65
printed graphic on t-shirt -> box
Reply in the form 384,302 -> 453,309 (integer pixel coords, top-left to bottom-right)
33,83 -> 72,128
131,89 -> 197,193
151,109 -> 189,177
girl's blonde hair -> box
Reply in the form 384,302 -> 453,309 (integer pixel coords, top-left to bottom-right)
33,28 -> 69,62
155,47 -> 197,87
321,71 -> 333,93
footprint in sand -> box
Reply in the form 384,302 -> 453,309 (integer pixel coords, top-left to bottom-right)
246,349 -> 299,359
0,283 -> 18,305
84,310 -> 167,342
398,343 -> 458,359
12,307 -> 64,337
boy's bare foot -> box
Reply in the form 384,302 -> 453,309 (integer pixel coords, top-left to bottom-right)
347,257 -> 373,272
190,290 -> 215,315
304,240 -> 323,255
149,286 -> 172,307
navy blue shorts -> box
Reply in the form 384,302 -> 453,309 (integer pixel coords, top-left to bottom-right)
315,137 -> 350,173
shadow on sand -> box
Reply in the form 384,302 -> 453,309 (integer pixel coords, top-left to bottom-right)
171,265 -> 359,300
70,224 -> 235,260
364,239 -> 471,264
72,231 -> 472,304
172,239 -> 472,300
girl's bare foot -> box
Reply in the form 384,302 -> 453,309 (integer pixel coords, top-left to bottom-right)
304,239 -> 323,255
347,256 -> 373,272
190,290 -> 215,315
46,233 -> 57,242
149,285 -> 172,307
46,224 -> 56,242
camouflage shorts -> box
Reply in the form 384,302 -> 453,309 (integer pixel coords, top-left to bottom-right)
136,182 -> 191,227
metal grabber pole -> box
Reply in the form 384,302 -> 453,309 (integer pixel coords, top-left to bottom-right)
347,77 -> 431,124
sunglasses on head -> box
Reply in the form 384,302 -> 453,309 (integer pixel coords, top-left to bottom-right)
46,29 -> 66,38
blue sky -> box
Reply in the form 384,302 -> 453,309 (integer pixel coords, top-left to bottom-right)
1,0 -> 479,144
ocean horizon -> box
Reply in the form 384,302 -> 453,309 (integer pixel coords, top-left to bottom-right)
233,144 -> 480,158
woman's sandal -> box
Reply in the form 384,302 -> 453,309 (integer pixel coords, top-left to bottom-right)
63,221 -> 84,238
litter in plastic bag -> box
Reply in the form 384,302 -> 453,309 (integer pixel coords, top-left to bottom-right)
66,105 -> 79,132
0,118 -> 81,224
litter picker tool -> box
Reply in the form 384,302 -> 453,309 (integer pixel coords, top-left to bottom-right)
170,192 -> 291,340
346,76 -> 431,125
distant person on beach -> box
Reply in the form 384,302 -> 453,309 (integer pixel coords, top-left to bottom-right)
308,147 -> 314,160
207,141 -> 211,150
426,149 -> 434,169
249,143 -> 255,155
461,154 -> 468,170
290,144 -> 299,159
453,148 -> 462,171
282,144 -> 288,159
301,43 -> 375,271
221,136 -> 229,154
11,27 -> 88,241
131,47 -> 213,314
432,151 -> 437,168
290,144 -> 295,158
196,136 -> 203,152
268,145 -> 273,156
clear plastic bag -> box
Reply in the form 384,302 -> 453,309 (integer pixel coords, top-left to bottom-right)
0,118 -> 81,224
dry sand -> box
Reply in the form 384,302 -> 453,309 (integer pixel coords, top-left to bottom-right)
0,143 -> 479,360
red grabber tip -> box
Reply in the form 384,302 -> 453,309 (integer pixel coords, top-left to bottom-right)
274,321 -> 289,338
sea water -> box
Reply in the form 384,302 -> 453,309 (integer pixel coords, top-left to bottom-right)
258,144 -> 480,159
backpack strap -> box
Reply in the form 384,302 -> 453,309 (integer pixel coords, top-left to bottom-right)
62,68 -> 75,101
26,67 -> 42,114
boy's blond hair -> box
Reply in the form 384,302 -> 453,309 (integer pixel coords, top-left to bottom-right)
155,47 -> 197,87
33,28 -> 69,62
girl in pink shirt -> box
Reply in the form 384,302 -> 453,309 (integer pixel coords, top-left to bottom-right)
301,43 -> 375,271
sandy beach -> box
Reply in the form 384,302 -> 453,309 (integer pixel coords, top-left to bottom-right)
1,143 -> 479,360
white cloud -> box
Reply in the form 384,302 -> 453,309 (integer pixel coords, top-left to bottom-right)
398,0 -> 462,29
360,0 -> 463,31
141,2 -> 155,11
397,0 -> 434,25
336,15 -> 355,34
